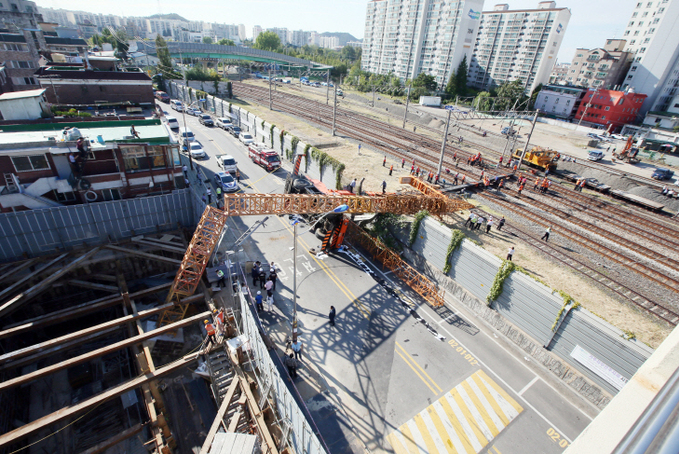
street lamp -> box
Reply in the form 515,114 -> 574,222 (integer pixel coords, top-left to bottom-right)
290,204 -> 348,343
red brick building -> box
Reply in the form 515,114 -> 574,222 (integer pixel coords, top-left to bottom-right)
573,89 -> 647,133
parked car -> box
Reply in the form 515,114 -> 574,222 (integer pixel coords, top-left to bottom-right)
165,116 -> 179,130
170,100 -> 183,112
228,126 -> 242,137
652,168 -> 675,180
501,127 -> 517,136
185,107 -> 201,116
188,142 -> 207,159
336,89 -> 343,96
214,171 -> 239,192
216,154 -> 238,174
179,127 -> 195,143
198,114 -> 214,126
216,117 -> 233,129
155,91 -> 170,103
610,134 -> 626,140
588,150 -> 605,161
239,132 -> 254,145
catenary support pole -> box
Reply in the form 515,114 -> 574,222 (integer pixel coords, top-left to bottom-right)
517,110 -> 540,172
292,222 -> 298,343
402,84 -> 411,129
437,109 -> 452,176
332,79 -> 338,136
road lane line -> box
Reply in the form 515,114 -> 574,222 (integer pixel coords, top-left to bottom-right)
395,349 -> 438,395
518,376 -> 540,396
413,413 -> 440,454
396,341 -> 443,393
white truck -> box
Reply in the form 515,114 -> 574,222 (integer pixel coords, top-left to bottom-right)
419,96 -> 441,107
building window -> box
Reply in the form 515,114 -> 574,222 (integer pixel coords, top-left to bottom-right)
2,43 -> 28,51
101,188 -> 122,201
640,47 -> 646,53
11,155 -> 50,172
605,106 -> 610,111
647,1 -> 652,6
11,60 -> 35,69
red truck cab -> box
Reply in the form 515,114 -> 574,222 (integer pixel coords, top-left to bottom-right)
248,143 -> 281,171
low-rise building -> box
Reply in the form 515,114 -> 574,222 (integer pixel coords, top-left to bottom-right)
534,84 -> 585,119
548,62 -> 570,84
36,65 -> 154,105
0,88 -> 50,120
573,88 -> 647,133
566,39 -> 631,90
0,119 -> 182,212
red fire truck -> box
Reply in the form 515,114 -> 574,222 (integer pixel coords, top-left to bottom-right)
248,143 -> 281,171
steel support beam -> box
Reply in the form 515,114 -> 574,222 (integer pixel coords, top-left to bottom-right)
104,245 -> 182,265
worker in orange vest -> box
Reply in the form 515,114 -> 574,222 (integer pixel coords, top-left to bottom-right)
204,319 -> 217,347
213,308 -> 225,336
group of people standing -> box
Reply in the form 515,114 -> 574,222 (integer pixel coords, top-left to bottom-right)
251,261 -> 278,312
464,212 -> 506,233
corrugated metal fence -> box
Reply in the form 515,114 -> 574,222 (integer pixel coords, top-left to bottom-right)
413,218 -> 653,395
0,190 -> 196,262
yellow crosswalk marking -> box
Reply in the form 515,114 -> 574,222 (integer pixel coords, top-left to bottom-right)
387,370 -> 524,454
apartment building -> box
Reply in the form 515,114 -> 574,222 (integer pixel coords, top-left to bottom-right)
290,30 -> 311,47
253,25 -> 263,42
534,84 -> 585,119
267,28 -> 289,45
573,88 -> 647,132
468,2 -> 571,94
0,0 -> 42,30
566,39 -> 631,89
362,0 -> 484,88
548,61 -> 569,84
621,0 -> 679,115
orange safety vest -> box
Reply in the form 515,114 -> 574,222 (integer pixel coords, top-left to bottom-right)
215,311 -> 224,325
205,323 -> 216,336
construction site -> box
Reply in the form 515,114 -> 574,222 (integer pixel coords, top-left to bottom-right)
0,159 -> 471,454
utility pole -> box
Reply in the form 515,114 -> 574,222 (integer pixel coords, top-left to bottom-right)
517,110 -> 540,172
500,114 -> 517,162
292,221 -> 298,343
437,108 -> 453,176
268,66 -> 272,110
326,69 -> 330,105
402,84 -> 411,129
332,78 -> 338,136
577,88 -> 598,130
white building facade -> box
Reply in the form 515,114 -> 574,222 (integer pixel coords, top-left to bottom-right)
252,25 -> 262,42
534,84 -> 584,119
621,0 -> 679,116
468,2 -> 571,94
362,0 -> 485,87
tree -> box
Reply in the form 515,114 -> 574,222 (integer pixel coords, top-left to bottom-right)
412,73 -> 437,91
494,79 -> 527,111
445,70 -> 457,97
528,83 -> 544,110
341,45 -> 357,62
454,55 -> 468,96
254,31 -> 281,52
202,36 -> 213,44
473,91 -> 493,111
156,35 -> 172,70
218,38 -> 235,46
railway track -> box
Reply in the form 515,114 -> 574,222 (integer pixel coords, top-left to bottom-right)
232,82 -> 679,302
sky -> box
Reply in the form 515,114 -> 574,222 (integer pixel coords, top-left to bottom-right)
40,0 -> 637,62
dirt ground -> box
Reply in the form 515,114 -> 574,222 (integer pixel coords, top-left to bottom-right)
233,80 -> 671,348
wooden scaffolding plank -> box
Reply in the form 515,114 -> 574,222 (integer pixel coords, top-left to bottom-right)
131,238 -> 187,254
104,245 -> 182,265
0,352 -> 200,448
0,303 -> 176,366
77,423 -> 143,454
0,283 -> 174,340
0,311 -> 210,392
200,378 -> 240,454
0,248 -> 101,318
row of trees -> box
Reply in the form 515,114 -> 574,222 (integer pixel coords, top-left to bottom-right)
89,28 -> 130,59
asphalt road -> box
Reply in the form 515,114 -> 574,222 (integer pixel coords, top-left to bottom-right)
158,102 -> 595,454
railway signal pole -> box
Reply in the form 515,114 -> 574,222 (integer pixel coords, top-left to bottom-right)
268,66 -> 273,110
326,70 -> 330,105
332,79 -> 338,136
437,107 -> 454,176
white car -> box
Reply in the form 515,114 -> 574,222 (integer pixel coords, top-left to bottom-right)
179,127 -> 195,143
186,107 -> 201,116
611,134 -> 626,140
239,132 -> 254,145
188,142 -> 207,159
216,117 -> 233,130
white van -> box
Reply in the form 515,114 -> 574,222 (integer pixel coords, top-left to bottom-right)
179,127 -> 195,143
165,116 -> 179,130
170,100 -> 183,112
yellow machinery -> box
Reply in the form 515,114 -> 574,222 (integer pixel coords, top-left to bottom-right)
512,146 -> 560,171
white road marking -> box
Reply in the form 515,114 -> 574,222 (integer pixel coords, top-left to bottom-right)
519,376 -> 540,396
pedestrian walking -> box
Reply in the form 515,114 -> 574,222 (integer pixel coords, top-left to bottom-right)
329,306 -> 336,326
259,268 -> 267,289
206,187 -> 212,204
497,217 -> 505,231
486,218 -> 493,233
541,226 -> 551,241
215,186 -> 222,198
202,193 -> 207,205
349,178 -> 357,193
285,353 -> 298,378
402,158 -> 406,168
183,164 -> 188,178
267,290 -> 274,311
517,183 -> 524,196
534,178 -> 541,191
497,179 -> 504,191
461,175 -> 466,184
506,246 -> 514,261
381,180 -> 387,194
291,339 -> 303,361
454,173 -> 459,185
464,212 -> 474,227
255,291 -> 263,312
358,143 -> 362,155
383,156 -> 387,167
196,168 -> 204,185
216,269 -> 225,287
413,126 -> 417,132
389,164 -> 393,176
410,165 -> 415,175
236,169 -> 241,182
204,319 -> 217,348
251,261 -> 261,286
435,174 -> 440,185
265,276 -> 273,299
475,216 -> 484,230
